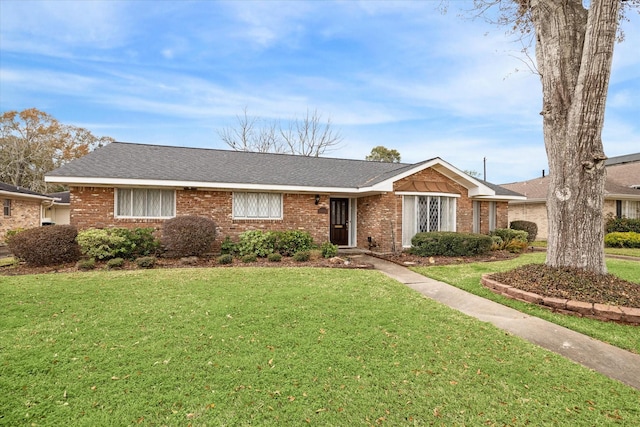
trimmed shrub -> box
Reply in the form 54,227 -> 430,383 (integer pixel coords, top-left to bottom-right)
410,232 -> 492,257
217,254 -> 234,265
241,253 -> 257,263
510,220 -> 538,242
605,215 -> 640,234
8,225 -> 81,266
237,230 -> 276,257
76,258 -> 96,271
604,232 -> 640,248
106,257 -> 125,269
293,250 -> 311,262
220,236 -> 238,255
274,230 -> 315,256
136,256 -> 157,268
490,228 -> 529,253
320,241 -> 338,258
77,227 -> 158,260
162,216 -> 217,258
267,252 -> 282,262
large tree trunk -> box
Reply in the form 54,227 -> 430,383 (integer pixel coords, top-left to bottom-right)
531,0 -> 621,274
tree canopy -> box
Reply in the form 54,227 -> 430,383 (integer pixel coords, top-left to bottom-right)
0,108 -> 114,193
365,146 -> 401,163
218,108 -> 342,157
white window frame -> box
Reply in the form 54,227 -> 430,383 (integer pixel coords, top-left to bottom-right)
233,192 -> 283,220
3,199 -> 10,216
401,193 -> 458,247
115,188 -> 176,219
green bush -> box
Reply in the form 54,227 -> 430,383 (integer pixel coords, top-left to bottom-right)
237,230 -> 276,257
510,220 -> 538,242
410,232 -> 493,257
241,253 -> 258,263
4,228 -> 25,244
136,256 -> 157,268
274,230 -> 315,256
106,257 -> 125,269
293,250 -> 311,262
8,225 -> 81,266
77,227 -> 158,260
489,228 -> 529,253
217,254 -> 234,265
605,215 -> 640,234
320,241 -> 338,258
76,258 -> 96,271
604,232 -> 640,248
220,236 -> 238,255
267,252 -> 282,262
162,216 -> 217,258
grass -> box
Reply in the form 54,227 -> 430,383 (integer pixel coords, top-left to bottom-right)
0,257 -> 17,268
530,241 -> 640,258
1,268 -> 639,426
413,253 -> 640,354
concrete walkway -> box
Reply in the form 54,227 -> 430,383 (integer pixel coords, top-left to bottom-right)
358,254 -> 640,391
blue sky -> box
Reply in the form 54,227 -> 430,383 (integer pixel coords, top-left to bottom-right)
1,1 -> 638,184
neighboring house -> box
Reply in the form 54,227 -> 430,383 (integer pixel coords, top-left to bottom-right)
45,191 -> 71,226
44,142 -> 524,252
0,183 -> 69,242
501,153 -> 640,240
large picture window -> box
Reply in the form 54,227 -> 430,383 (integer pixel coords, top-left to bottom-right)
233,192 -> 282,219
618,200 -> 640,219
402,195 -> 457,246
116,188 -> 175,218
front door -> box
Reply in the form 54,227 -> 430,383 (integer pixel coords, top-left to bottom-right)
330,198 -> 349,246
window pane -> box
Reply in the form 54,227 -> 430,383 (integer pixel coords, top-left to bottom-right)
147,190 -> 161,216
402,196 -> 416,246
161,191 -> 175,216
246,193 -> 258,217
117,189 -> 132,216
269,194 -> 281,218
258,193 -> 269,217
132,189 -> 146,216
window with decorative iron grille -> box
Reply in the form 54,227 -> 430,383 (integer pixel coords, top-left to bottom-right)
233,192 -> 282,219
402,195 -> 457,246
116,188 -> 175,218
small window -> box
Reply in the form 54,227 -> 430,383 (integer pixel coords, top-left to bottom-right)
116,188 -> 175,218
3,199 -> 10,216
233,192 -> 282,219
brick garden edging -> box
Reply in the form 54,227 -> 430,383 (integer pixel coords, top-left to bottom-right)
481,274 -> 640,325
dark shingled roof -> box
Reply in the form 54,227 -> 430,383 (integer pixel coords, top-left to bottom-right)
0,182 -> 49,197
46,142 -> 416,189
47,191 -> 71,204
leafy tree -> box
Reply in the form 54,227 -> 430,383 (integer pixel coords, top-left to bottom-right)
463,170 -> 482,178
0,108 -> 114,193
365,146 -> 401,163
218,107 -> 342,157
464,0 -> 638,274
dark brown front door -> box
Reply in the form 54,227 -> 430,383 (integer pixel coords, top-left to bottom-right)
330,198 -> 349,246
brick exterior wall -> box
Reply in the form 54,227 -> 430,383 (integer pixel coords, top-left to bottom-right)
354,168 -> 509,252
1,197 -> 42,241
69,187 -> 330,252
68,169 -> 510,254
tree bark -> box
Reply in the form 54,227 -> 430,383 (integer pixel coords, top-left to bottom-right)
531,0 -> 621,274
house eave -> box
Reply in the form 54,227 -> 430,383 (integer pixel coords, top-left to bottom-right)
0,190 -> 54,202
45,176 -> 390,195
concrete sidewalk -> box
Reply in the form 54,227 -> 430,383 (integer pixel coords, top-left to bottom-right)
358,254 -> 640,391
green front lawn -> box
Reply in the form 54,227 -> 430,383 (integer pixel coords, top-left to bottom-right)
1,267 -> 638,425
413,253 -> 640,354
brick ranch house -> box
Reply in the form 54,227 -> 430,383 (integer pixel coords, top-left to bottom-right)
501,153 -> 640,240
0,182 -> 70,242
44,142 -> 524,252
